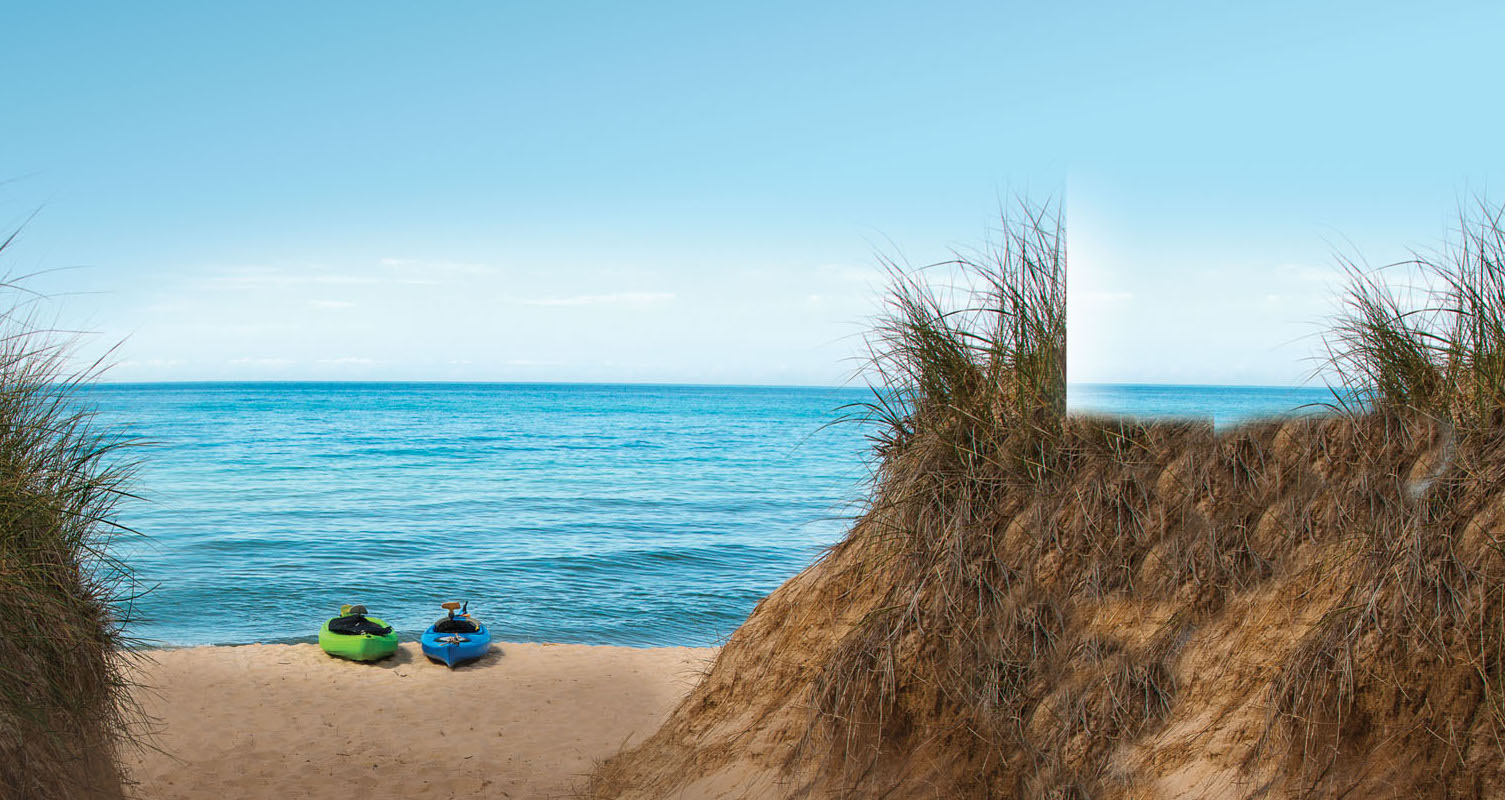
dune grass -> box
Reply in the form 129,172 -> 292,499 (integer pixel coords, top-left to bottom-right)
799,199 -> 1074,790
847,197 -> 1066,484
796,197 -> 1505,795
0,234 -> 144,798
1255,200 -> 1505,786
586,197 -> 1505,798
1324,198 -> 1505,426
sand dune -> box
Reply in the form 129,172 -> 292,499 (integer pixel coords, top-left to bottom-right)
122,641 -> 714,800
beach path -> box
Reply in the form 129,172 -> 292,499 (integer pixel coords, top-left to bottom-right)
121,641 -> 714,800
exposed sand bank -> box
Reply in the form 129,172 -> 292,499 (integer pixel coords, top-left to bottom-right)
590,416 -> 1505,798
122,641 -> 714,800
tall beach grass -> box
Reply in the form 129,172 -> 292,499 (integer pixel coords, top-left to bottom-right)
0,233 -> 144,799
802,199 -> 1074,787
588,196 -> 1505,798
802,197 -> 1505,793
1325,198 -> 1505,426
847,197 -> 1067,484
1255,199 -> 1505,785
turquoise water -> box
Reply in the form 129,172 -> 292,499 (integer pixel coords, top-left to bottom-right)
1070,383 -> 1333,426
90,382 -> 1333,648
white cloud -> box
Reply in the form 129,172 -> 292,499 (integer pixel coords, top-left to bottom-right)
817,264 -> 887,284
379,257 -> 496,275
228,357 -> 294,367
516,292 -> 675,307
309,300 -> 355,310
201,267 -> 438,290
504,359 -> 554,366
115,358 -> 183,369
1276,263 -> 1340,283
317,357 -> 376,365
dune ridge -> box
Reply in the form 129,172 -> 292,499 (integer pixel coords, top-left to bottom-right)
587,414 -> 1505,798
588,202 -> 1505,798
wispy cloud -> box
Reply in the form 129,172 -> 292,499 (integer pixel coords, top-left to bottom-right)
516,292 -> 675,307
1275,263 -> 1339,283
309,300 -> 355,310
817,264 -> 887,284
115,358 -> 183,369
379,257 -> 496,276
229,357 -> 294,367
317,357 -> 376,365
201,266 -> 438,290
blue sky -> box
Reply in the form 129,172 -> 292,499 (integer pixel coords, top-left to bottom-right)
3,1 -> 1502,385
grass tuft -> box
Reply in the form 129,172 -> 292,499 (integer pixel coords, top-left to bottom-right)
0,231 -> 145,799
1259,199 -> 1505,790
847,197 -> 1067,484
1324,198 -> 1505,427
800,198 -> 1075,793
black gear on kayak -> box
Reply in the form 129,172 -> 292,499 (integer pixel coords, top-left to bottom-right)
432,617 -> 481,634
327,614 -> 393,636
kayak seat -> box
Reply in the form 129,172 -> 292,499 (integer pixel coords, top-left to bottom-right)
433,618 -> 481,634
328,615 -> 394,636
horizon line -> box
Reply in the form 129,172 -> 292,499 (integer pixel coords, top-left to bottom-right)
83,378 -> 1330,391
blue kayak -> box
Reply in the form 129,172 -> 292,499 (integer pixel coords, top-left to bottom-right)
420,601 -> 492,668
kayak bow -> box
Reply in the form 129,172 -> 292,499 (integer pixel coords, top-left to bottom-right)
420,601 -> 492,667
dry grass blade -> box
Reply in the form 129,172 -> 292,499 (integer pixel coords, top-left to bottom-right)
849,197 -> 1067,486
0,229 -> 146,799
801,198 -> 1069,793
1324,197 -> 1505,428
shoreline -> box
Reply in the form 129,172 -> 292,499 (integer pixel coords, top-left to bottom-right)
122,641 -> 715,800
129,636 -> 722,650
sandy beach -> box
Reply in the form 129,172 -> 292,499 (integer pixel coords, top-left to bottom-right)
122,641 -> 715,800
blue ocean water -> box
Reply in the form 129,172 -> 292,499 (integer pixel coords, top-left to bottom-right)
88,382 -> 1334,649
1070,383 -> 1334,427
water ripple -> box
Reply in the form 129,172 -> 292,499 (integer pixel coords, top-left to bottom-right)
89,383 -> 871,648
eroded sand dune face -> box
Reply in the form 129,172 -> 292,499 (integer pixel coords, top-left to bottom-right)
589,416 -> 1505,799
122,641 -> 713,800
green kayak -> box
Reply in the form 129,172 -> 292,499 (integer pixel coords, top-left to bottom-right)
318,605 -> 400,662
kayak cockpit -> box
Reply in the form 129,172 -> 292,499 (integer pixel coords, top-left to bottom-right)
327,613 -> 394,636
318,604 -> 400,662
432,617 -> 480,634
420,600 -> 492,667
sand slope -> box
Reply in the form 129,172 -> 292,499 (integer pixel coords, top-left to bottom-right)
122,641 -> 713,800
590,417 -> 1505,798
